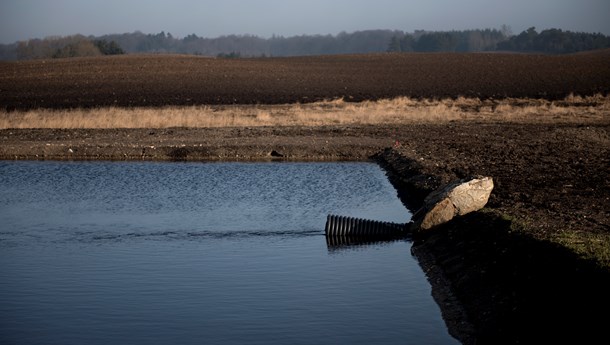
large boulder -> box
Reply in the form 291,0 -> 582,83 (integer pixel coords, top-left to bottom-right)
411,176 -> 494,232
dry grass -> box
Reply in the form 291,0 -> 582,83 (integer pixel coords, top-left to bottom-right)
1,94 -> 608,129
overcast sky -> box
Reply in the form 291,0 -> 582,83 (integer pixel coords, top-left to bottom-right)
0,0 -> 608,43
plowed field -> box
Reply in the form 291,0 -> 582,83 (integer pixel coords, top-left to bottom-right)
1,52 -> 609,110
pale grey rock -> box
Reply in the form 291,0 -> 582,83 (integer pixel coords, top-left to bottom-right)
412,176 -> 494,232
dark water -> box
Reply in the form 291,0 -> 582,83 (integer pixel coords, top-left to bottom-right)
0,161 -> 457,345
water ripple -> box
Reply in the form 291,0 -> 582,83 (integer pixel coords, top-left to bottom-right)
87,229 -> 324,242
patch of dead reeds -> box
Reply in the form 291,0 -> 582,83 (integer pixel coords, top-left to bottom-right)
1,94 -> 608,129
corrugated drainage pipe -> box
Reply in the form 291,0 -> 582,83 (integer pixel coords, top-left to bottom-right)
325,214 -> 408,239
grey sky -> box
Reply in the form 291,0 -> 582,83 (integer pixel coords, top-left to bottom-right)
0,0 -> 608,44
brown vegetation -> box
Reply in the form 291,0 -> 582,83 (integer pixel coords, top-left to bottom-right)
2,94 -> 608,129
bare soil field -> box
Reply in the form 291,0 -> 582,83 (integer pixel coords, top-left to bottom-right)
1,52 -> 609,110
1,53 -> 610,344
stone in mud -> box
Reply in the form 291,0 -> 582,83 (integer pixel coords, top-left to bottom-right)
412,176 -> 494,232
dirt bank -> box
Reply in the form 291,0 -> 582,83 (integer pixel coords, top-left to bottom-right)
1,121 -> 609,343
373,123 -> 610,343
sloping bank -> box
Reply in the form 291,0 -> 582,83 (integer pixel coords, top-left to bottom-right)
374,148 -> 610,344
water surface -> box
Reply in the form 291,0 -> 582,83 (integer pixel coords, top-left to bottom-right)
0,161 -> 457,344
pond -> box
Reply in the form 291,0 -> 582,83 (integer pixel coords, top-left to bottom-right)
0,161 -> 458,344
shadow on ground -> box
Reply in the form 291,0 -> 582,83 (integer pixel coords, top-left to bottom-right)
413,211 -> 610,344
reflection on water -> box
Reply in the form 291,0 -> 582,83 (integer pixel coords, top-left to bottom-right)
325,236 -> 410,251
0,161 -> 457,345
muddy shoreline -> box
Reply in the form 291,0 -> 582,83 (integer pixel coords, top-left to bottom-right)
2,122 -> 609,343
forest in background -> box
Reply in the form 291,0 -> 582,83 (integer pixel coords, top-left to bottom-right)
1,26 -> 609,60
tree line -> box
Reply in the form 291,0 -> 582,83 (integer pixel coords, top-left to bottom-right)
386,28 -> 509,52
1,27 -> 608,60
496,27 -> 610,54
1,35 -> 125,60
90,29 -> 405,57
